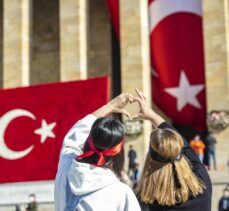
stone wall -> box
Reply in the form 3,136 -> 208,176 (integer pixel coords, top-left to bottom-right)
202,0 -> 229,210
203,0 -> 229,111
203,0 -> 229,170
30,0 -> 60,85
88,0 -> 112,79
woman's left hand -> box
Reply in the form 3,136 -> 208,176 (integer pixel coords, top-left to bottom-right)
93,93 -> 133,119
107,93 -> 134,118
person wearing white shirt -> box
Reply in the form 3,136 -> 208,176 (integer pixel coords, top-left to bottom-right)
54,93 -> 141,211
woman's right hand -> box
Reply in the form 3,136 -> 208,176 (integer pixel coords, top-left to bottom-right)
133,89 -> 165,126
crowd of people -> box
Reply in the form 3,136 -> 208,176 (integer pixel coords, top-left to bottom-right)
190,132 -> 217,171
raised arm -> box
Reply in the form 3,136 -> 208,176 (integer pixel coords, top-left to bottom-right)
133,89 -> 201,164
57,93 -> 134,171
55,93 -> 134,211
133,88 -> 165,127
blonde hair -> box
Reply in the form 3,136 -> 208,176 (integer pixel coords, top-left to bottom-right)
135,128 -> 205,206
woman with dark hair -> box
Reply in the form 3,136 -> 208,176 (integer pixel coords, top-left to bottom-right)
55,93 -> 141,211
133,89 -> 212,211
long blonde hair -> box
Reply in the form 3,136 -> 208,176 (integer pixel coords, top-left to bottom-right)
135,128 -> 205,206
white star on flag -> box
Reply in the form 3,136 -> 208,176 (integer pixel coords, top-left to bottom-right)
164,71 -> 204,111
34,119 -> 56,143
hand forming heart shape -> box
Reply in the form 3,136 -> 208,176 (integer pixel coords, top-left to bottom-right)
108,89 -> 153,121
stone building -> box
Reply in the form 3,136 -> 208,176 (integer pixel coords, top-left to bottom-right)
0,0 -> 228,210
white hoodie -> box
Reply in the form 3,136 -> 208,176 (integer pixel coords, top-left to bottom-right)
54,115 -> 141,211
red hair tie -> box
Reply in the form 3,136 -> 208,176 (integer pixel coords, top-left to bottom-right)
76,136 -> 124,166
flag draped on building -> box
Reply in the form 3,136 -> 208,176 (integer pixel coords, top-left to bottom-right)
106,0 -> 120,38
106,0 -> 207,131
0,77 -> 109,183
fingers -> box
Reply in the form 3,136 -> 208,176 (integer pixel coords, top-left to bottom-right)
133,97 -> 142,104
120,92 -> 134,104
135,88 -> 143,100
132,112 -> 143,120
125,93 -> 134,103
141,92 -> 146,100
135,89 -> 147,104
121,109 -> 132,119
132,113 -> 139,119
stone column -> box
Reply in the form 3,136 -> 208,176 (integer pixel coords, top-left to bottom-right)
59,0 -> 88,81
202,0 -> 229,111
3,0 -> 31,88
224,0 -> 229,91
120,0 -> 152,165
202,1 -> 229,210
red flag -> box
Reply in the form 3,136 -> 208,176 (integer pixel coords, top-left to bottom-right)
106,0 -> 207,131
106,0 -> 120,38
150,0 -> 207,131
0,77 -> 110,183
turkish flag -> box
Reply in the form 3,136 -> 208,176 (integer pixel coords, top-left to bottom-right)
106,0 -> 207,131
150,0 -> 207,131
0,77 -> 110,183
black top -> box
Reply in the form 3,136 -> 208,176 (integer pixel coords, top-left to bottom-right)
205,134 -> 217,150
128,149 -> 137,165
144,122 -> 212,211
219,197 -> 229,211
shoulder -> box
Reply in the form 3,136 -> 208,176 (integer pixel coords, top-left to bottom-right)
108,181 -> 137,199
111,182 -> 141,210
109,181 -> 132,192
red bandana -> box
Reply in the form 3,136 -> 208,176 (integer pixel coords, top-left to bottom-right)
76,136 -> 124,166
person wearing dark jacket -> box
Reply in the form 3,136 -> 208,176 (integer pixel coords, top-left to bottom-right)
128,145 -> 137,175
219,187 -> 229,211
26,193 -> 37,211
206,132 -> 217,170
133,89 -> 212,211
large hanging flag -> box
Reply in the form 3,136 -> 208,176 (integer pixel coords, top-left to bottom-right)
149,0 -> 207,131
0,77 -> 109,183
106,0 -> 207,131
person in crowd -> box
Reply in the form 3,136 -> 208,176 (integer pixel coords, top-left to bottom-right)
128,145 -> 137,175
25,193 -> 37,211
133,89 -> 212,211
205,131 -> 217,170
130,163 -> 140,189
15,204 -> 21,211
55,93 -> 141,211
190,134 -> 206,163
219,187 -> 229,211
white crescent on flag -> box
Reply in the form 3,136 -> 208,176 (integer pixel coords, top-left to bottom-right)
0,109 -> 35,160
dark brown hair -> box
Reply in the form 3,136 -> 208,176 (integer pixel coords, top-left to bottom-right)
77,117 -> 125,177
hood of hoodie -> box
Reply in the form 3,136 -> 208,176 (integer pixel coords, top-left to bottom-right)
67,159 -> 119,196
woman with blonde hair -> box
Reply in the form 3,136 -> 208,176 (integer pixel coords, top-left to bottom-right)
133,89 -> 212,211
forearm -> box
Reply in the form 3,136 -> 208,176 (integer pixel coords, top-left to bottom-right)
148,111 -> 165,127
92,104 -> 113,118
